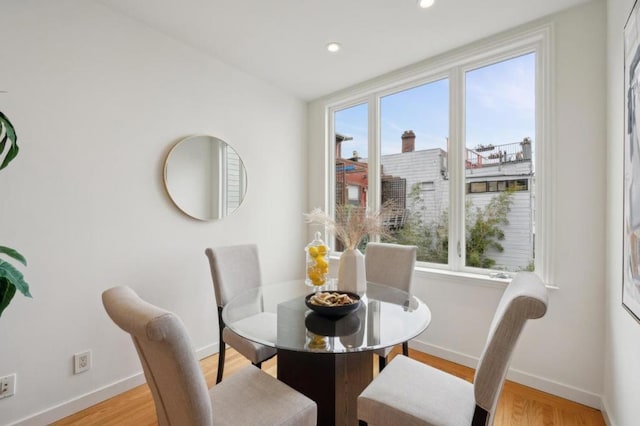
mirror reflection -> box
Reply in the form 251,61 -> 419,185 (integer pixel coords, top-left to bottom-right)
164,135 -> 247,221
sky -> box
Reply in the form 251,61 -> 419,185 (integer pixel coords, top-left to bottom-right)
335,52 -> 536,158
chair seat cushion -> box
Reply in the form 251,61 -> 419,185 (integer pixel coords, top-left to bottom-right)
210,365 -> 317,425
223,312 -> 277,364
358,355 -> 475,426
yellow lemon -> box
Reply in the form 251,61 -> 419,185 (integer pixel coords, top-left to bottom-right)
308,246 -> 319,257
317,245 -> 328,255
315,256 -> 328,269
308,335 -> 326,348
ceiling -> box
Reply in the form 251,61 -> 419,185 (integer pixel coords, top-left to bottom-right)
98,0 -> 591,100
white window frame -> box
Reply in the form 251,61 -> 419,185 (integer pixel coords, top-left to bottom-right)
325,24 -> 554,285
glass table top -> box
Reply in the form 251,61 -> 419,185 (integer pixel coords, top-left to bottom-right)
221,280 -> 431,354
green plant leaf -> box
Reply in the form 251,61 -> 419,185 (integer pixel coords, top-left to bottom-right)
0,111 -> 19,171
0,259 -> 31,297
0,246 -> 27,266
0,278 -> 17,318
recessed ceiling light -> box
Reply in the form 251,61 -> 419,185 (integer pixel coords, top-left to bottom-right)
418,0 -> 435,8
326,42 -> 341,53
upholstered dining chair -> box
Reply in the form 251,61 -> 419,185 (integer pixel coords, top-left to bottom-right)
205,244 -> 277,383
365,242 -> 418,370
102,286 -> 317,426
357,272 -> 548,426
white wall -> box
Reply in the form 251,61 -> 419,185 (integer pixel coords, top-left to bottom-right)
0,0 -> 618,423
309,0 -> 606,408
0,1 -> 307,424
605,0 -> 640,425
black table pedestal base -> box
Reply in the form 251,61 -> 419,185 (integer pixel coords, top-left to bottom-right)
277,349 -> 373,426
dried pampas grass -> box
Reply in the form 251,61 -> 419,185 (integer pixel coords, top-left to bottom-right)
304,203 -> 394,250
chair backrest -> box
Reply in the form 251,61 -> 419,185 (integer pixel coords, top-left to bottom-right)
365,242 -> 417,292
205,244 -> 263,307
473,272 -> 548,424
102,286 -> 212,426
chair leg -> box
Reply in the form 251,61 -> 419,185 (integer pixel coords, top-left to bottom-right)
402,341 -> 409,357
378,355 -> 387,371
472,405 -> 489,426
216,342 -> 225,384
216,306 -> 226,384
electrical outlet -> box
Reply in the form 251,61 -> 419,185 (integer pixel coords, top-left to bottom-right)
74,350 -> 91,374
0,374 -> 16,399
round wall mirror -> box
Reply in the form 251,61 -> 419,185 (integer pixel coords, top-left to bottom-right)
164,135 -> 247,221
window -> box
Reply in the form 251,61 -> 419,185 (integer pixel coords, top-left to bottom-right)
326,26 -> 552,281
347,185 -> 361,204
224,146 -> 245,216
379,78 -> 449,265
467,179 -> 529,194
335,103 -> 368,211
420,181 -> 435,192
469,182 -> 487,193
464,54 -> 535,272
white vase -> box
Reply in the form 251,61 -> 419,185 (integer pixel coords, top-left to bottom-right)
338,249 -> 366,294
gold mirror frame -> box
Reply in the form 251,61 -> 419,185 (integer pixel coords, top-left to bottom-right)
163,135 -> 247,221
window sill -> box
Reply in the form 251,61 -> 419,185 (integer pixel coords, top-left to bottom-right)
329,254 -> 557,290
414,266 -> 558,290
414,266 -> 511,289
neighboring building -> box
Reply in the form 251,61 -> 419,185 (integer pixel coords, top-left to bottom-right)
336,131 -> 535,271
335,133 -> 368,208
462,138 -> 535,271
379,131 -> 450,230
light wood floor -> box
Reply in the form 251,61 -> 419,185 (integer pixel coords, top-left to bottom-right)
54,347 -> 605,426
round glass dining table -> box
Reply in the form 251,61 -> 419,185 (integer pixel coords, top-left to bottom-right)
222,280 -> 431,426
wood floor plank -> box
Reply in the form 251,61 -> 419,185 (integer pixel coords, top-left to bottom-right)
53,347 -> 605,426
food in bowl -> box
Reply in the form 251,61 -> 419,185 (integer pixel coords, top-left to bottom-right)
305,291 -> 361,317
309,292 -> 357,307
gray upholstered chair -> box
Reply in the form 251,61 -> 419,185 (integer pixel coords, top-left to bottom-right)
205,244 -> 277,383
358,272 -> 548,426
102,286 -> 317,426
365,242 -> 418,370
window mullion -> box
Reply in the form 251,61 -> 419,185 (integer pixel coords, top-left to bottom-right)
368,93 -> 381,218
534,34 -> 553,285
448,67 -> 465,271
327,106 -> 337,221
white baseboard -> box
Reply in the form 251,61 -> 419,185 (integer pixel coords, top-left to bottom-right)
195,342 -> 219,361
10,343 -> 220,426
11,339 -> 604,425
600,397 -> 614,426
9,374 -> 147,426
410,340 -> 603,410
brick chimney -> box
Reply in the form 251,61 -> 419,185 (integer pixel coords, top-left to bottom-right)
402,130 -> 415,153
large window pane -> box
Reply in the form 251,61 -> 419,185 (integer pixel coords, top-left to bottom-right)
379,79 -> 450,264
334,103 -> 368,251
464,53 -> 536,272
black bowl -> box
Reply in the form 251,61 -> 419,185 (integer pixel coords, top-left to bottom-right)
305,291 -> 361,317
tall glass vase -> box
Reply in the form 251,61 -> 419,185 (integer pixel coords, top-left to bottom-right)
305,232 -> 329,290
337,249 -> 366,295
